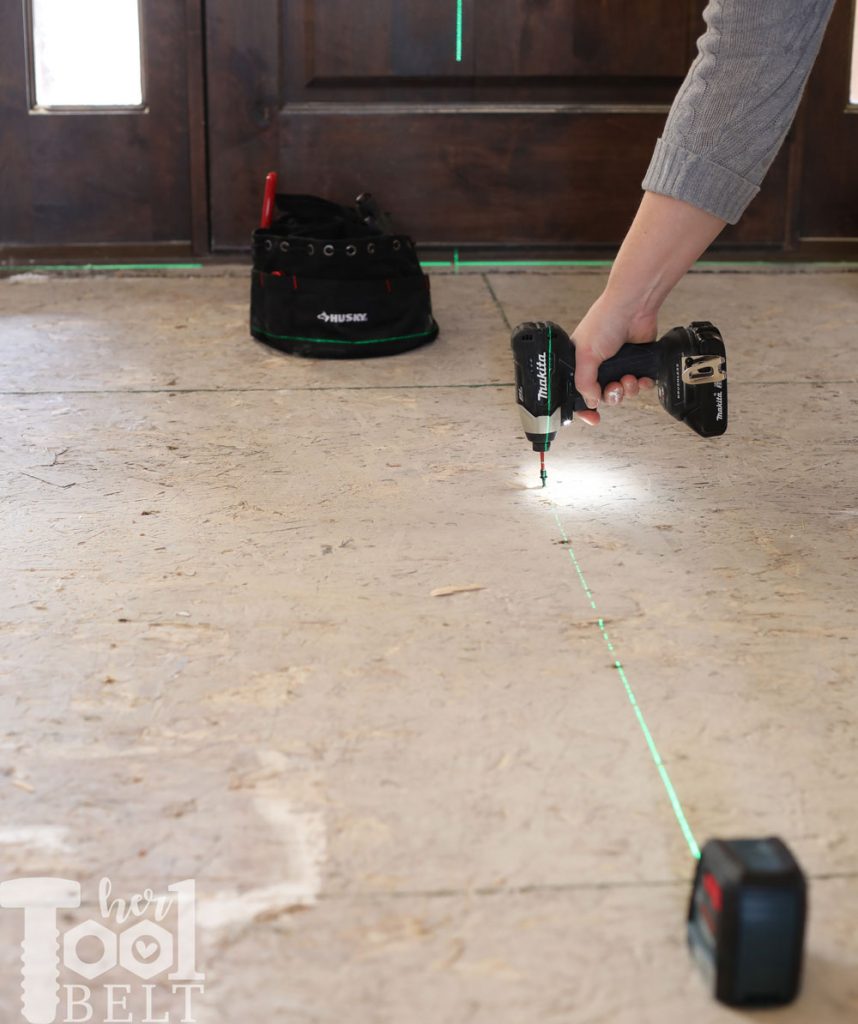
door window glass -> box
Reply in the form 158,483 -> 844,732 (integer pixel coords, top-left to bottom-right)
31,0 -> 143,108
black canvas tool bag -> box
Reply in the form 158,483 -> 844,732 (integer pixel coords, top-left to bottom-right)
250,193 -> 439,358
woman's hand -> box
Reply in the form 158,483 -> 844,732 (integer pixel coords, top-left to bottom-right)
570,293 -> 658,427
570,192 -> 728,426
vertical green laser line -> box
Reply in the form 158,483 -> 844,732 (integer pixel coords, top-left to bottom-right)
552,510 -> 701,861
455,0 -> 463,61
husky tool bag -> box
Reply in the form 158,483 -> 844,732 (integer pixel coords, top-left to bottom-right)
250,191 -> 439,358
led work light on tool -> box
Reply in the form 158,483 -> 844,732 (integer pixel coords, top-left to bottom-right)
511,320 -> 728,485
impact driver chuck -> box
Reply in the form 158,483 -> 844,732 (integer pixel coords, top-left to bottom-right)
511,320 -> 728,485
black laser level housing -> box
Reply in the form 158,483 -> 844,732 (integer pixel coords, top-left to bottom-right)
688,837 -> 807,1006
511,320 -> 728,452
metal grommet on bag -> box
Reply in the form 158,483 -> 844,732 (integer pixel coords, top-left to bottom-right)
346,244 -> 357,256
392,239 -> 401,251
264,239 -> 273,251
307,244 -> 315,255
367,243 -> 376,255
279,241 -> 290,253
323,244 -> 335,256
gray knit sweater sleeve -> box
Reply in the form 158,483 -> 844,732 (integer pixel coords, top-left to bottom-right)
642,0 -> 835,223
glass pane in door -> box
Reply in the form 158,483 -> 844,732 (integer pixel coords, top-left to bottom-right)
31,0 -> 143,108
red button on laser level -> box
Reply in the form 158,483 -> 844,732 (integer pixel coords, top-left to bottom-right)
702,871 -> 723,912
688,837 -> 806,1007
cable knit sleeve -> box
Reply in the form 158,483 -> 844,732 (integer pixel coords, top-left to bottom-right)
642,0 -> 836,223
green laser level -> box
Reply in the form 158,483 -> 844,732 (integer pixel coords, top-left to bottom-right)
689,837 -> 807,1006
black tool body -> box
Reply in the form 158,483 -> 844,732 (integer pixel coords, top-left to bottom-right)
511,320 -> 727,452
688,838 -> 806,1006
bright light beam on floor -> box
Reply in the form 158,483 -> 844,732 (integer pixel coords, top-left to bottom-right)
520,457 -> 646,509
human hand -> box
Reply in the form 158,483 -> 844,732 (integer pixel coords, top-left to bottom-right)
571,293 -> 658,427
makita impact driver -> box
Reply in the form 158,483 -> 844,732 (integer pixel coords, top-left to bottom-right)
511,320 -> 728,485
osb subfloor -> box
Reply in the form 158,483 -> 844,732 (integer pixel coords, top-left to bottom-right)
1,267 -> 857,1022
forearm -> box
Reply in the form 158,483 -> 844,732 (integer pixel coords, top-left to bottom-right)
572,0 -> 836,417
603,192 -> 726,320
569,192 -> 726,415
644,0 -> 835,223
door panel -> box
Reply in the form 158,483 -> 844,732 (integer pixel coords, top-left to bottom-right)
208,0 -> 707,251
799,0 -> 858,240
279,110 -> 667,244
474,1 -> 690,77
207,0 -> 802,253
310,2 -> 466,78
0,0 -> 204,257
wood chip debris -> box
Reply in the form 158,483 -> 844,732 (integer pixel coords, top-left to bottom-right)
430,584 -> 486,598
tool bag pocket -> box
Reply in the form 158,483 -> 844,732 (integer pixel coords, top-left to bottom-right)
250,193 -> 439,358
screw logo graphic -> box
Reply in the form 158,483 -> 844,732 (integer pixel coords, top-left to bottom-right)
1,877 -> 205,1024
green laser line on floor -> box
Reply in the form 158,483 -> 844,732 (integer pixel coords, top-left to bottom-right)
0,263 -> 204,273
421,258 -> 858,270
551,509 -> 701,861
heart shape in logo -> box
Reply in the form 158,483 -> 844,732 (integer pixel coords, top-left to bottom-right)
135,939 -> 159,961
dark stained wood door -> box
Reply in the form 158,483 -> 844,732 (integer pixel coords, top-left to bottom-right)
0,0 -> 206,260
2,0 -> 853,259
206,0 -> 694,251
205,0 -> 814,253
797,0 -> 858,248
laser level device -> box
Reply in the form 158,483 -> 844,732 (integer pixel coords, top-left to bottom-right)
510,320 -> 727,484
689,838 -> 807,1006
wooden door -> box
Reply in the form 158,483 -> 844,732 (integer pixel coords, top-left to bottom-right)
2,1 -> 853,260
0,0 -> 206,260
205,0 -> 802,254
797,0 -> 858,250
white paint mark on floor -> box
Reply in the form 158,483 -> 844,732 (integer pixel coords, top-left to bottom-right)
0,826 -> 71,852
196,796 -> 325,932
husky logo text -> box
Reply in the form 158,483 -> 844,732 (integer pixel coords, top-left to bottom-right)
317,312 -> 369,324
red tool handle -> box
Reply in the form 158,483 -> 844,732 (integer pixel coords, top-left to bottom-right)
260,171 -> 278,229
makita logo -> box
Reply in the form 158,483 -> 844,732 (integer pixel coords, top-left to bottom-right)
714,383 -> 724,421
317,312 -> 368,323
536,352 -> 548,402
